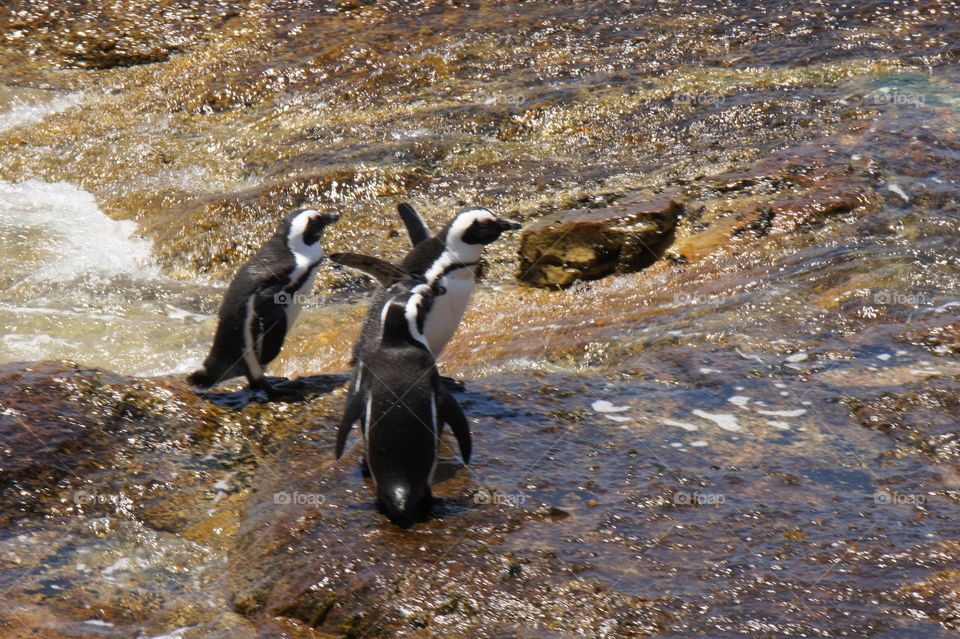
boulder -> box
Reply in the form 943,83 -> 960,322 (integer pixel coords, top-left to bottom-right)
517,195 -> 680,288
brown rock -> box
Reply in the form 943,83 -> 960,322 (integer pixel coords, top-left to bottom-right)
517,196 -> 680,288
766,184 -> 871,234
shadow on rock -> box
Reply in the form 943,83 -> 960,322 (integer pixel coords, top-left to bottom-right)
198,373 -> 349,409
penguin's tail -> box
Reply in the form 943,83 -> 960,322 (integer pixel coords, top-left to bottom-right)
186,367 -> 216,389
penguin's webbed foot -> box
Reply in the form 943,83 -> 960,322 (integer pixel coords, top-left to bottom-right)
440,375 -> 466,392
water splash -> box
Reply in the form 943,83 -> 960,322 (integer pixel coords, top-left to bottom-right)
0,91 -> 83,133
0,179 -> 158,283
0,180 -> 213,374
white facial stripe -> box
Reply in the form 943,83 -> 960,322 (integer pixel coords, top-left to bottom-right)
430,209 -> 492,279
446,209 -> 495,244
287,210 -> 326,281
459,208 -> 496,223
404,285 -> 432,353
380,284 -> 432,350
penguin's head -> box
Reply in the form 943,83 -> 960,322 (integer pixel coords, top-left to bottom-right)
380,282 -> 436,351
377,480 -> 430,528
286,209 -> 340,247
443,207 -> 522,248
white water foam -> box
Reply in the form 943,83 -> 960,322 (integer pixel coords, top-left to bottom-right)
592,400 -> 630,413
0,91 -> 84,133
692,409 -> 742,432
0,180 -> 159,282
664,418 -> 699,432
727,395 -> 750,408
0,179 -> 216,375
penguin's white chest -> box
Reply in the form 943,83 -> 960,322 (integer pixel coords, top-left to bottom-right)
424,269 -> 475,356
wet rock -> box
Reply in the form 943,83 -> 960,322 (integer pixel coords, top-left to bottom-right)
846,376 -> 960,467
901,320 -> 960,357
135,167 -> 420,278
765,182 -> 871,234
0,361 -> 127,525
898,566 -> 960,632
517,196 -> 680,288
668,142 -> 878,263
0,1 -> 239,72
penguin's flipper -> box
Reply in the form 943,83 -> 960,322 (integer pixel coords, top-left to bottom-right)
328,253 -> 413,286
253,296 -> 288,367
398,203 -> 431,246
437,385 -> 471,464
336,389 -> 365,459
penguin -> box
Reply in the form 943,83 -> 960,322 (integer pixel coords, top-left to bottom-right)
331,205 -> 521,364
188,208 -> 340,398
336,280 -> 471,526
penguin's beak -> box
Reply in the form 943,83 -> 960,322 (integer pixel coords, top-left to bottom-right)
496,218 -> 522,232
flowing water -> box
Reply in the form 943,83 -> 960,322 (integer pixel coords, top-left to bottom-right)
1,2 -> 959,638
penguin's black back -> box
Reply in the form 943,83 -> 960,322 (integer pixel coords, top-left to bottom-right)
196,226 -> 297,382
219,231 -> 296,319
365,345 -> 438,522
399,236 -> 446,275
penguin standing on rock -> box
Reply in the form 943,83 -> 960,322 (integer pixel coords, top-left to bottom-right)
188,208 -> 339,398
331,205 -> 521,386
336,280 -> 471,526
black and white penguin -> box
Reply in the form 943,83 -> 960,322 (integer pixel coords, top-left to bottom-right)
336,280 -> 471,526
332,205 -> 521,363
188,208 -> 339,397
